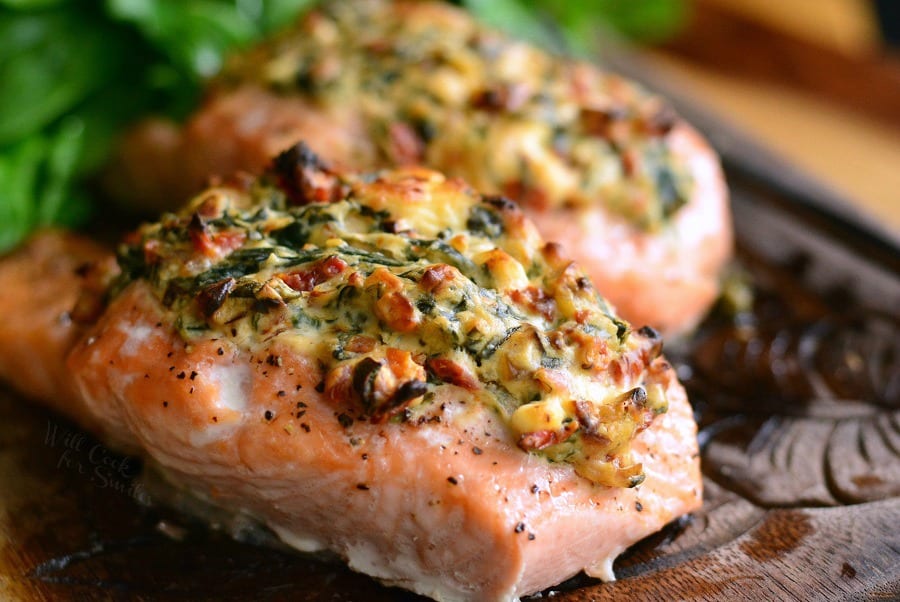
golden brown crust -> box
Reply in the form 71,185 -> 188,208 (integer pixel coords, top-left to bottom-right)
105,0 -> 731,337
112,146 -> 675,486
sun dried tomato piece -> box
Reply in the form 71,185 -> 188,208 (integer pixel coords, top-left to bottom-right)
281,256 -> 348,292
425,357 -> 479,390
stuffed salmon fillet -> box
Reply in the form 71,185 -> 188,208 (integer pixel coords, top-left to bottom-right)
105,0 -> 732,336
0,146 -> 701,600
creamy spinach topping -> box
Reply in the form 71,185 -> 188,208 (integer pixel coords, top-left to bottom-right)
221,0 -> 692,230
115,147 -> 669,487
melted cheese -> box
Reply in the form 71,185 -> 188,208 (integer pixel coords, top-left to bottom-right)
221,0 -> 693,230
114,155 -> 668,487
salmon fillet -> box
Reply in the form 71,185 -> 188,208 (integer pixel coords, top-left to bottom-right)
1,148 -> 701,600
0,230 -> 117,438
105,0 -> 732,336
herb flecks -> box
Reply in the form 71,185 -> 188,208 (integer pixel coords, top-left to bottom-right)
222,1 -> 693,230
112,154 -> 665,488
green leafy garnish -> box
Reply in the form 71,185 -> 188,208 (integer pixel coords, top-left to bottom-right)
0,0 -> 684,252
0,0 -> 314,252
460,0 -> 686,54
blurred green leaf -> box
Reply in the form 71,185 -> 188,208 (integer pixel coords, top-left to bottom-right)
108,0 -> 256,77
0,0 -> 65,8
462,0 -> 562,50
462,0 -> 686,54
0,11 -> 122,143
0,0 -> 314,250
0,138 -> 43,250
0,137 -> 40,251
35,116 -> 84,224
0,117 -> 91,251
589,0 -> 686,43
0,0 -> 685,253
255,0 -> 316,32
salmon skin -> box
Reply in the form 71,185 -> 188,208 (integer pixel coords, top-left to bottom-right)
105,0 -> 732,336
0,147 -> 701,601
